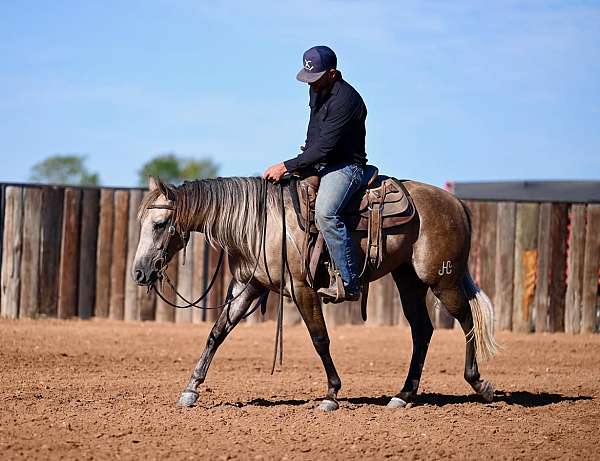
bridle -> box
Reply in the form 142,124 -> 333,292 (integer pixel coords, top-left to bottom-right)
146,203 -> 190,266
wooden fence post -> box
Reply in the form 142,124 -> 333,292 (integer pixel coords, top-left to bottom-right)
347,298 -> 365,325
221,251 -> 233,310
465,201 -> 482,285
581,204 -> 600,333
284,296 -> 302,326
366,274 -> 400,326
534,203 -> 568,332
39,187 -> 64,318
494,202 -> 516,331
155,260 -> 177,323
138,283 -> 156,321
1,187 -> 23,318
19,187 -> 43,318
125,189 -> 142,321
95,189 -> 114,318
325,298 -> 365,327
324,299 -> 345,328
512,203 -> 539,333
565,204 -> 587,333
57,188 -> 81,319
478,202 -> 498,304
109,190 -> 129,320
175,240 -> 194,323
206,245 -> 222,322
262,290 -> 276,322
78,188 -> 99,319
565,204 -> 586,333
192,233 -> 206,323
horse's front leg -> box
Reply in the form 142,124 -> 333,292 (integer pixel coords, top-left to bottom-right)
177,280 -> 265,407
294,285 -> 342,412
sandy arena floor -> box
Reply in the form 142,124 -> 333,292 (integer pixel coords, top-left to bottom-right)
1,318 -> 599,460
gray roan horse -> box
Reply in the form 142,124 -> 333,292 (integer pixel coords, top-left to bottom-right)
132,176 -> 498,411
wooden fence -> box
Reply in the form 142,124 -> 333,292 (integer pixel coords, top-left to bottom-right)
0,182 -> 598,333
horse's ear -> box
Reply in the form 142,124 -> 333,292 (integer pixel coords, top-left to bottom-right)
148,176 -> 159,191
156,179 -> 176,201
165,184 -> 177,201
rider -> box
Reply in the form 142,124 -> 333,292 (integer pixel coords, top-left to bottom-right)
262,45 -> 369,302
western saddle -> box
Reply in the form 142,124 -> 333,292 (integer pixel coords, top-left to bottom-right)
289,165 -> 416,311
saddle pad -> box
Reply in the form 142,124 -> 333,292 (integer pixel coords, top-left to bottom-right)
293,176 -> 415,233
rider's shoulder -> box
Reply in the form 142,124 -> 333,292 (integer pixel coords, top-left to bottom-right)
332,79 -> 364,108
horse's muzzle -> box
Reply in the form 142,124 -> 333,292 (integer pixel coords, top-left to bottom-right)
132,264 -> 159,286
134,269 -> 148,285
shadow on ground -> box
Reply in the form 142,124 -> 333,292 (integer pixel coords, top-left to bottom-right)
414,391 -> 592,407
213,391 -> 592,409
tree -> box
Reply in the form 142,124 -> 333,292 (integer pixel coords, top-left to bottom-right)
137,153 -> 219,186
30,155 -> 100,186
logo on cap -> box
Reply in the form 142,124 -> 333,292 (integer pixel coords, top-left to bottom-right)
304,59 -> 314,71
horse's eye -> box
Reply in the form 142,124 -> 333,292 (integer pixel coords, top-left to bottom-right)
153,220 -> 168,230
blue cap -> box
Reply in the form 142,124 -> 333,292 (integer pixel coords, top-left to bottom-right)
296,46 -> 337,83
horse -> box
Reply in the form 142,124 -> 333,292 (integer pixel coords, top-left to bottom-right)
132,175 -> 498,411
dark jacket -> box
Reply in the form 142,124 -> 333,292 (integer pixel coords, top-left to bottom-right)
284,74 -> 367,172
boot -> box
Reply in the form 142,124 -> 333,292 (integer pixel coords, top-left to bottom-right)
317,280 -> 360,304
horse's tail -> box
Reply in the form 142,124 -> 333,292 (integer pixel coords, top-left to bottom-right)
458,199 -> 499,361
462,270 -> 499,361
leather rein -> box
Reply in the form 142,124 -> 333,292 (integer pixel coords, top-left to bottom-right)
145,180 -> 287,372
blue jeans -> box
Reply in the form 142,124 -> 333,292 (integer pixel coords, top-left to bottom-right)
314,163 -> 368,292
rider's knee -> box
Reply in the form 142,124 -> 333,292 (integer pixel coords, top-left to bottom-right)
314,207 -> 336,228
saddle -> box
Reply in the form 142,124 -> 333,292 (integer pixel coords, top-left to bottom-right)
289,165 -> 416,306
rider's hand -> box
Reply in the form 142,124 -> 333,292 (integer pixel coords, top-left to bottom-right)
262,162 -> 288,182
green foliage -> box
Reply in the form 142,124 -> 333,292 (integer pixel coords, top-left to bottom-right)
30,155 -> 100,186
138,153 -> 219,186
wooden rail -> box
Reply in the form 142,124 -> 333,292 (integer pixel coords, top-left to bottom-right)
0,182 -> 598,333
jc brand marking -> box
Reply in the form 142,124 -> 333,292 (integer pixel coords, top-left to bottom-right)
438,260 -> 453,276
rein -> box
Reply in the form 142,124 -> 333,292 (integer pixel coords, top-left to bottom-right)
146,180 -> 288,373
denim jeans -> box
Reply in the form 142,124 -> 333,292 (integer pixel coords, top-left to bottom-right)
314,163 -> 369,292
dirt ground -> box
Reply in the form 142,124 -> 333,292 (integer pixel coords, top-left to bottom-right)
1,318 -> 599,460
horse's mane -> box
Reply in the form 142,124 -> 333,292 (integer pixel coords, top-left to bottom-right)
139,177 -> 282,273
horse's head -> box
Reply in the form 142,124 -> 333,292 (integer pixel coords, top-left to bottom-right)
132,177 -> 187,285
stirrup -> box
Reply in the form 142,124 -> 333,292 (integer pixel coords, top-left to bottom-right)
318,264 -> 346,304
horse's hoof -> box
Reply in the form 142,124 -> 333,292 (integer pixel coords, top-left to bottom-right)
387,396 -> 409,409
177,390 -> 199,407
473,380 -> 495,403
318,398 -> 339,412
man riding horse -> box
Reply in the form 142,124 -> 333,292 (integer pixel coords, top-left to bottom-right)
263,45 -> 368,302
133,46 -> 498,410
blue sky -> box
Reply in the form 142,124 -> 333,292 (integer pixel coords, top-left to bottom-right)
1,0 -> 599,187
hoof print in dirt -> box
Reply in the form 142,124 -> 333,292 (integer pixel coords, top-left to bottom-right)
177,390 -> 199,407
318,399 -> 339,412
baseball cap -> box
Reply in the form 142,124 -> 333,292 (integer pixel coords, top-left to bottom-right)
296,46 -> 337,83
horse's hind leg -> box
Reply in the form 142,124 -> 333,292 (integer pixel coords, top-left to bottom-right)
177,280 -> 266,407
294,285 -> 342,412
431,274 -> 496,402
388,266 -> 432,408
